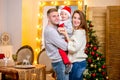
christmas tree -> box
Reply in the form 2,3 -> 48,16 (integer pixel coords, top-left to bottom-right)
83,20 -> 109,80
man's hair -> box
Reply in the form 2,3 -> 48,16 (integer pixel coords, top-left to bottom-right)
47,8 -> 58,16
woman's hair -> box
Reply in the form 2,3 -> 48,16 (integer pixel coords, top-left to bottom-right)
72,10 -> 88,41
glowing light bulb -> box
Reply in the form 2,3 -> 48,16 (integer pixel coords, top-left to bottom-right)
78,1 -> 81,4
39,1 -> 42,5
54,1 -> 57,5
36,37 -> 39,41
42,2 -> 45,6
35,48 -> 38,52
33,61 -> 37,65
38,13 -> 40,17
67,1 -> 70,5
84,0 -> 87,5
51,1 -> 54,5
37,25 -> 39,29
64,1 -> 67,4
78,1 -> 82,6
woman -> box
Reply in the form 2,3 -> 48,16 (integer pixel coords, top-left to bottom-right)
58,10 -> 88,80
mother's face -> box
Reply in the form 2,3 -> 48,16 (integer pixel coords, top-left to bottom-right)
72,13 -> 81,27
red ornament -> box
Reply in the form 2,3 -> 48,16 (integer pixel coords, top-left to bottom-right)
85,50 -> 88,54
93,46 -> 98,51
86,43 -> 90,48
89,23 -> 93,27
91,51 -> 95,56
101,56 -> 105,58
102,65 -> 106,69
96,54 -> 99,57
91,73 -> 96,77
102,71 -> 105,75
88,58 -> 92,63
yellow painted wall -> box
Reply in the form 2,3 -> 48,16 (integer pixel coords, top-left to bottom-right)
22,0 -> 39,64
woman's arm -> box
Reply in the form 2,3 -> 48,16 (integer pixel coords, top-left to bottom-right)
68,30 -> 86,54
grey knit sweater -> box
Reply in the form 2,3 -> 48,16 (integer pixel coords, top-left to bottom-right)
44,25 -> 68,63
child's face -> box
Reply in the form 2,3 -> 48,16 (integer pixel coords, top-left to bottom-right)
60,11 -> 69,21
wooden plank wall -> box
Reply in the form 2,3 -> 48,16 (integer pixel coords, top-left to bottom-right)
106,6 -> 120,80
88,6 -> 120,80
88,7 -> 106,55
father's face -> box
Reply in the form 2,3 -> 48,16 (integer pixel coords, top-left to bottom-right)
48,11 -> 60,25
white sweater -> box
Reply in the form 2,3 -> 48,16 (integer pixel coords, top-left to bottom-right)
68,29 -> 88,63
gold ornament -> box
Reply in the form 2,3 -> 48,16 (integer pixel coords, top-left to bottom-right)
106,76 -> 109,79
96,78 -> 98,80
90,64 -> 94,68
98,68 -> 102,72
83,78 -> 87,80
97,57 -> 100,60
94,64 -> 97,68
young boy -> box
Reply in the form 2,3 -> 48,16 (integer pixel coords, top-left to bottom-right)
58,6 -> 73,74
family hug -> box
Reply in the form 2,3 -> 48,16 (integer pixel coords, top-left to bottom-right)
44,6 -> 88,80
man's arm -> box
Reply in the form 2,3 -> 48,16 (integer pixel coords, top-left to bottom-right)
46,28 -> 68,51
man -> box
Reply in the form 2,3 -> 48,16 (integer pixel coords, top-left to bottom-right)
44,8 -> 69,80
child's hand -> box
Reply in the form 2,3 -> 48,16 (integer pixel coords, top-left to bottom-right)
58,27 -> 70,41
58,27 -> 67,36
58,27 -> 65,33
